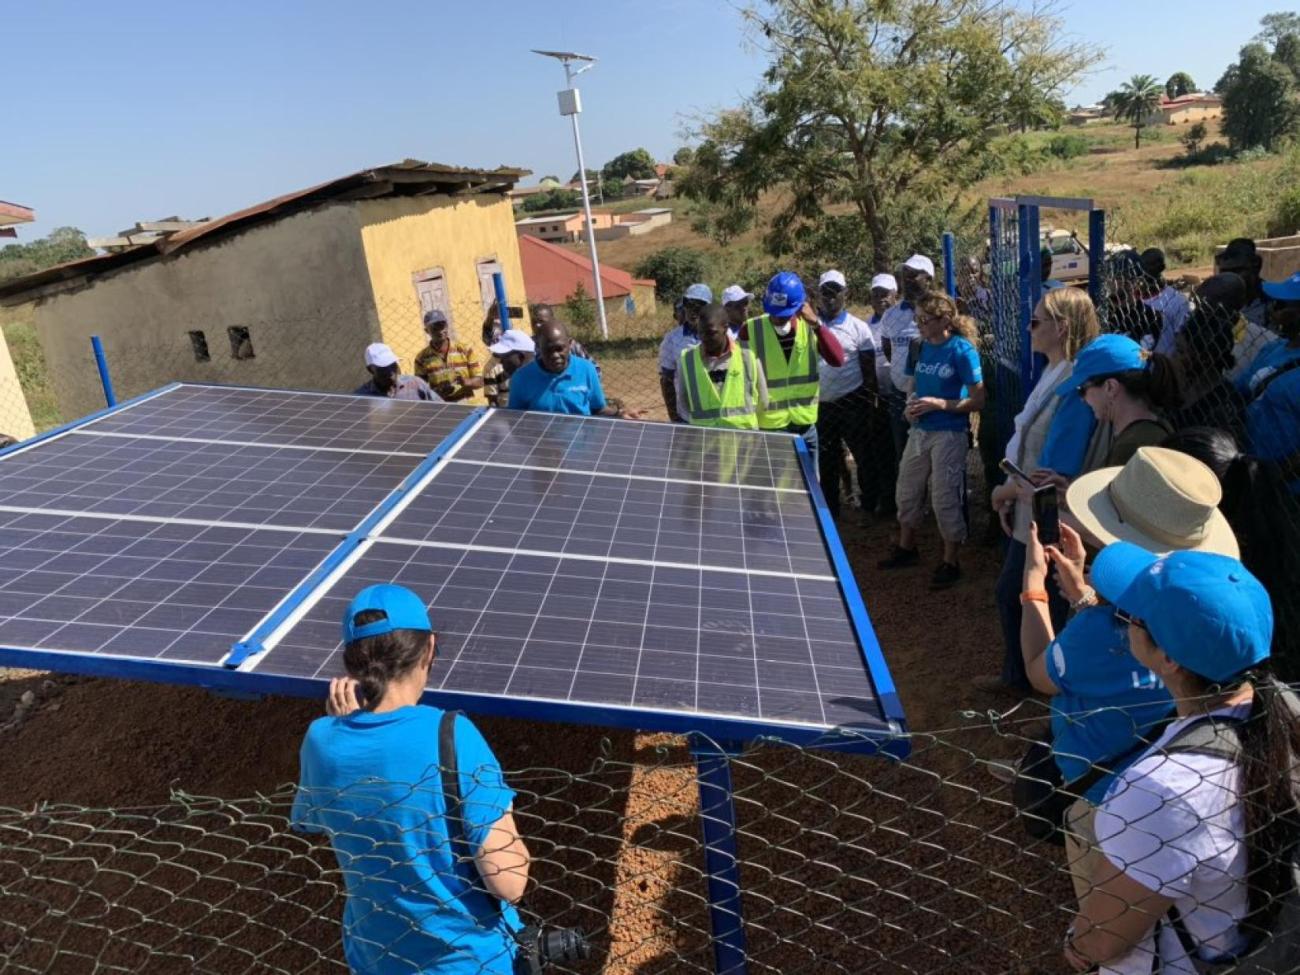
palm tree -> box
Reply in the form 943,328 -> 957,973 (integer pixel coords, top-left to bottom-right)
1115,74 -> 1164,149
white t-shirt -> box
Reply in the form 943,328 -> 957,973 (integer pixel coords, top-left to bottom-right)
1148,287 -> 1192,357
878,303 -> 920,394
658,326 -> 700,373
1004,359 -> 1070,466
867,312 -> 892,388
818,311 -> 877,402
1094,705 -> 1253,975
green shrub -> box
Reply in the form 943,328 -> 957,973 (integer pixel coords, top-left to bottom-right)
1045,134 -> 1089,160
1,321 -> 61,431
1269,186 -> 1300,238
633,247 -> 708,301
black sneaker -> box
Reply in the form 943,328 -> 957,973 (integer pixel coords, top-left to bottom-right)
877,546 -> 920,570
930,562 -> 962,590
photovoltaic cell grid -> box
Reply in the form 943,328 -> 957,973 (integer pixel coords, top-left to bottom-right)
0,385 -> 896,740
0,432 -> 418,532
82,384 -> 475,455
0,509 -> 338,664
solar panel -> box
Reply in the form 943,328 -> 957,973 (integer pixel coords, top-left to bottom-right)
455,410 -> 806,490
0,384 -> 903,747
0,432 -> 418,532
379,460 -> 832,575
255,540 -> 881,733
83,384 -> 475,455
0,510 -> 338,664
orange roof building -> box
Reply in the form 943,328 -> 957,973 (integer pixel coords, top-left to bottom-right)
518,234 -> 657,318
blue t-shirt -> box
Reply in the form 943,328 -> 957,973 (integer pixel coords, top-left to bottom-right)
906,335 -> 982,431
507,356 -> 608,416
1237,340 -> 1300,493
292,706 -> 520,974
1039,380 -> 1098,477
1045,606 -> 1174,802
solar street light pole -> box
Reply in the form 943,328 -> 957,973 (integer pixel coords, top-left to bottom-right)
91,335 -> 117,407
532,49 -> 609,340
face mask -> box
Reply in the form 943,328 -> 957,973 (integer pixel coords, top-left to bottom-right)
774,320 -> 794,336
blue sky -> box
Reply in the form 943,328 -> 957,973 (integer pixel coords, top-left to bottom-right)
2,0 -> 1286,241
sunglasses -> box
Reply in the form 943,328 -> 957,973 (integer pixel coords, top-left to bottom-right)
684,299 -> 708,310
1113,607 -> 1147,631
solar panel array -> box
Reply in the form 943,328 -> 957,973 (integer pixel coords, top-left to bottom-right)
0,384 -> 900,742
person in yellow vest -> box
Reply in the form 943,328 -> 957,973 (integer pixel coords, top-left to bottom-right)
736,271 -> 845,474
674,304 -> 768,428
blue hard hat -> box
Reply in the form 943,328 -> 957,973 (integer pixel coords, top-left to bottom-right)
762,271 -> 806,319
342,584 -> 433,644
1092,542 -> 1273,683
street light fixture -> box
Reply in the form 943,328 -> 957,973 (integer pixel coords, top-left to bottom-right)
532,49 -> 609,339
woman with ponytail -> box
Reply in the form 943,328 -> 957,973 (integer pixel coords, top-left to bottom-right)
1064,543 -> 1300,973
292,585 -> 530,974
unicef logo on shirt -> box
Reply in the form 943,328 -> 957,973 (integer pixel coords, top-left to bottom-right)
915,361 -> 955,379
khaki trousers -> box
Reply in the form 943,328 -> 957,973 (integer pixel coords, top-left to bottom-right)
895,427 -> 969,543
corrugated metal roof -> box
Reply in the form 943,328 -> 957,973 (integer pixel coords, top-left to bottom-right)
0,160 -> 527,303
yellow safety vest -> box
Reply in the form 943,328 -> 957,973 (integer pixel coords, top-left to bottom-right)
679,344 -> 760,429
747,315 -> 819,429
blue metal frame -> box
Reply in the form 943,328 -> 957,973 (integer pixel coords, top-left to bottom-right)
941,231 -> 957,298
793,438 -> 909,759
492,271 -> 513,332
1088,208 -> 1106,309
226,407 -> 489,667
1016,203 -> 1037,395
690,734 -> 748,975
91,335 -> 117,408
0,382 -> 182,461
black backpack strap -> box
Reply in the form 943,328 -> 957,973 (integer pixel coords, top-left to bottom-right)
1064,712 -> 1179,800
439,709 -> 505,918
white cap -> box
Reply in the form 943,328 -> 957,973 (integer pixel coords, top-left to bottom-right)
902,254 -> 935,278
871,273 -> 898,292
721,284 -> 753,304
684,283 -> 713,303
487,329 -> 536,356
818,269 -> 847,289
364,343 -> 399,368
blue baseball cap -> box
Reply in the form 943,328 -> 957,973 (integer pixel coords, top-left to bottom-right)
341,584 -> 433,644
1262,271 -> 1300,303
763,271 -> 806,319
1057,334 -> 1145,395
1091,542 -> 1273,683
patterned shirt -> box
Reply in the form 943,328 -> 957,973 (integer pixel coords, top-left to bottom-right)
413,342 -> 481,402
483,359 -> 509,407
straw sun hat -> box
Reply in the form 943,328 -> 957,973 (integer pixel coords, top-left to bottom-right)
1066,446 -> 1240,558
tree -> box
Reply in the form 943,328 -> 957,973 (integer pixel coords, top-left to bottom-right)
672,146 -> 695,166
538,174 -> 561,185
0,227 -> 94,282
600,148 -> 657,182
633,247 -> 706,301
1275,32 -> 1300,84
1100,89 -> 1126,118
519,188 -> 583,213
562,281 -> 597,332
676,0 -> 1102,274
1220,43 -> 1300,151
569,168 -> 599,185
1180,121 -> 1208,156
1114,74 -> 1163,149
1256,12 -> 1300,46
1165,71 -> 1196,98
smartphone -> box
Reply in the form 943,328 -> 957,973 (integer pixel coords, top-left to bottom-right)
1032,484 -> 1061,546
998,457 -> 1033,486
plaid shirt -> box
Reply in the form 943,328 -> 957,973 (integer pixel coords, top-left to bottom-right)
413,342 -> 482,401
483,360 -> 510,407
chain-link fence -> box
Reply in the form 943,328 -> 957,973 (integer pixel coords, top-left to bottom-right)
3,694 -> 1299,975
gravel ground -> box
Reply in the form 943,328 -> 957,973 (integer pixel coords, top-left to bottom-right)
0,456 -> 1073,974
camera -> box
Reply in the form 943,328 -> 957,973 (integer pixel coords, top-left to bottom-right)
513,924 -> 590,975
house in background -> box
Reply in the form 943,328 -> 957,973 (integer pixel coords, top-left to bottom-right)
1146,93 -> 1223,126
0,160 -> 528,421
0,201 -> 35,240
1067,106 -> 1108,126
515,207 -> 672,245
518,235 -> 656,321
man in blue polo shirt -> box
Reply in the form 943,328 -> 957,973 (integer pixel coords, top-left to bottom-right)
508,321 -> 642,418
1236,270 -> 1300,492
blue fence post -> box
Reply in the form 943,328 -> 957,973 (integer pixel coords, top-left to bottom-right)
91,335 -> 117,408
1025,204 -> 1043,391
1088,208 -> 1106,309
1016,204 -> 1037,397
690,734 -> 748,975
491,272 -> 512,332
941,231 -> 957,298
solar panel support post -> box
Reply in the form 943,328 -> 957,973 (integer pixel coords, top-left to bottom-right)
689,734 -> 749,975
492,271 -> 513,332
942,231 -> 957,297
1088,208 -> 1106,309
91,335 -> 117,407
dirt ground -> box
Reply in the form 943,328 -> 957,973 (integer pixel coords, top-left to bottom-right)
0,442 -> 1071,974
